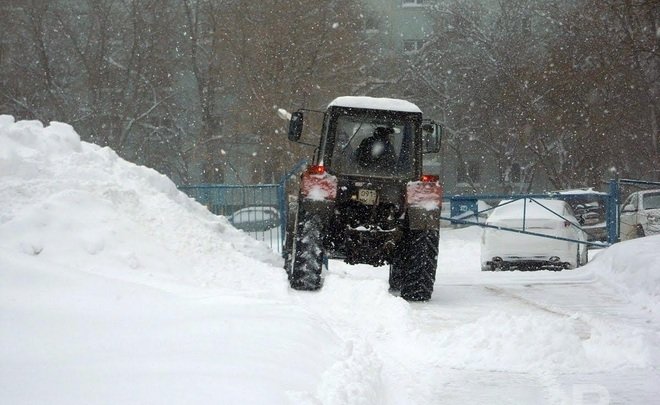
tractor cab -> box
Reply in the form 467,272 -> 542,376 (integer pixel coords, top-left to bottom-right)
289,96 -> 440,180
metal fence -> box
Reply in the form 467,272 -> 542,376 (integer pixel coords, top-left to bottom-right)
178,160 -> 307,255
179,183 -> 285,253
180,176 -> 660,255
444,178 -> 660,246
444,192 -> 609,248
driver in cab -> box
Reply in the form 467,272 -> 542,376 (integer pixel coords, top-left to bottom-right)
355,126 -> 397,169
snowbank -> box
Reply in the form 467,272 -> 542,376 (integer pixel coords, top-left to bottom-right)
588,235 -> 660,313
0,116 -> 282,285
0,116 -> 381,404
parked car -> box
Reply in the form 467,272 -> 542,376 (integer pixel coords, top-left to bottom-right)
619,189 -> 660,241
228,206 -> 280,232
481,198 -> 588,271
557,188 -> 608,242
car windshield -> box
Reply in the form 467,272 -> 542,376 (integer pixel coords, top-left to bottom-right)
329,115 -> 414,178
643,193 -> 660,210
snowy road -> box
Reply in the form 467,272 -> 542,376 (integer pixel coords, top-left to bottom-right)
298,228 -> 660,405
411,282 -> 656,405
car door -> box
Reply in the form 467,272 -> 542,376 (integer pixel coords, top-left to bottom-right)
619,193 -> 639,240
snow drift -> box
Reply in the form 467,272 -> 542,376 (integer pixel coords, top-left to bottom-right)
0,116 -> 383,404
589,235 -> 660,313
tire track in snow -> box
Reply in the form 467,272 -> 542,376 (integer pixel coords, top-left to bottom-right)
483,285 -> 593,340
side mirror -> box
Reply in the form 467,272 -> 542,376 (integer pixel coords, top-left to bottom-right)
621,204 -> 636,213
421,122 -> 442,154
288,111 -> 304,142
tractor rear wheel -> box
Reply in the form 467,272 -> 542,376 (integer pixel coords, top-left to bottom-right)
389,248 -> 406,291
400,230 -> 438,301
289,210 -> 324,291
390,230 -> 414,290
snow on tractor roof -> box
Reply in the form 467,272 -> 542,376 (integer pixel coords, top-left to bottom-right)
328,96 -> 422,114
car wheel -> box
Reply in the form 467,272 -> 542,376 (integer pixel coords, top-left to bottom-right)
481,263 -> 496,271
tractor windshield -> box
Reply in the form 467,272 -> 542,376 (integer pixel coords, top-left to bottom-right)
329,114 -> 415,178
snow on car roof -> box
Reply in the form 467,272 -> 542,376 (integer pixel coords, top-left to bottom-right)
638,189 -> 660,196
488,198 -> 569,222
556,188 -> 607,195
328,96 -> 422,113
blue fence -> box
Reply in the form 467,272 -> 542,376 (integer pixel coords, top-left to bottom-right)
443,192 -> 610,248
444,178 -> 660,246
179,183 -> 284,253
178,160 -> 307,254
180,175 -> 659,254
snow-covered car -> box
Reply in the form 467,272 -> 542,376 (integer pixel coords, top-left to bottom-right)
619,189 -> 660,241
481,198 -> 588,271
228,206 -> 280,232
557,188 -> 608,242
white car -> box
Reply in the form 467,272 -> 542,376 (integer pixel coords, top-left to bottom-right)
619,189 -> 660,241
481,198 -> 588,271
228,206 -> 280,232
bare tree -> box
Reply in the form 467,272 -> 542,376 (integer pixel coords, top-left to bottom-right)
409,0 -> 659,190
541,0 -> 660,183
0,1 -> 69,122
212,0 -> 369,183
180,0 -> 231,183
409,0 -> 554,191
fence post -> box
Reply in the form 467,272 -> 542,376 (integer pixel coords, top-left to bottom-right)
606,179 -> 619,244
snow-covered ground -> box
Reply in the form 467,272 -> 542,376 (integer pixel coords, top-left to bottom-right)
1,116 -> 658,404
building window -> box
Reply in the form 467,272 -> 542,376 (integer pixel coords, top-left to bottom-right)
403,39 -> 425,53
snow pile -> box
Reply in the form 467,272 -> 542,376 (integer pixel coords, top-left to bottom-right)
589,235 -> 660,313
0,117 -> 280,288
0,116 -> 382,404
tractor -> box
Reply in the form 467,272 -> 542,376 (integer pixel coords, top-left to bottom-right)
283,96 -> 443,301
